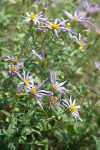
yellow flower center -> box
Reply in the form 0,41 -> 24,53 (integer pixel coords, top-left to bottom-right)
52,23 -> 59,29
53,84 -> 57,90
13,57 -> 19,62
11,66 -> 18,72
31,87 -> 37,93
77,41 -> 83,48
50,96 -> 57,103
73,15 -> 77,21
69,105 -> 77,112
65,23 -> 71,29
41,58 -> 46,63
24,78 -> 29,84
30,13 -> 36,19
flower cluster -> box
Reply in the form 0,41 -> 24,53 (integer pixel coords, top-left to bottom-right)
23,3 -> 99,52
5,52 -> 82,121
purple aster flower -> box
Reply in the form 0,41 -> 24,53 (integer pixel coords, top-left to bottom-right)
37,22 -> 48,32
69,33 -> 87,50
43,2 -> 49,11
60,18 -> 77,35
50,71 -> 71,100
62,95 -> 82,121
5,55 -> 19,63
26,80 -> 53,109
63,10 -> 87,22
8,64 -> 21,76
17,70 -> 34,85
49,96 -> 59,106
63,10 -> 93,27
31,49 -> 47,64
16,70 -> 34,94
83,0 -> 100,14
44,18 -> 67,37
5,55 -> 25,65
44,2 -> 49,8
24,12 -> 47,25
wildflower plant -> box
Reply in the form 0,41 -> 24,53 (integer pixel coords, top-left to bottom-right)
0,0 -> 100,149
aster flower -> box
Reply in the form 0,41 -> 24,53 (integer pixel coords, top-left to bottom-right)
5,55 -> 19,62
5,55 -> 25,70
62,20 -> 72,32
50,71 -> 71,100
64,22 -> 71,31
5,55 -> 24,65
62,95 -> 82,121
63,10 -> 92,26
63,10 -> 86,21
16,70 -> 34,93
83,0 -> 100,14
24,12 -> 47,25
69,33 -> 87,50
44,2 -> 49,10
45,18 -> 67,37
26,80 -> 53,109
43,2 -> 49,12
17,70 -> 34,85
31,49 -> 47,65
8,64 -> 21,76
50,96 -> 59,106
37,22 -> 48,32
61,18 -> 77,35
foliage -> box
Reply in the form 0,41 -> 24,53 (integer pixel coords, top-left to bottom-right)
0,0 -> 100,150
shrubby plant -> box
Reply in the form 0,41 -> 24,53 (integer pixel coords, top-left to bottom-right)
0,0 -> 100,149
